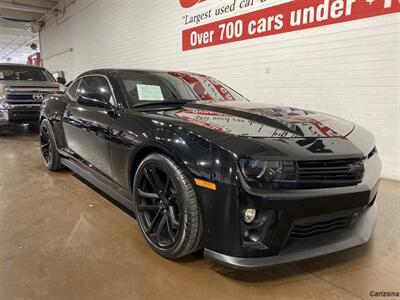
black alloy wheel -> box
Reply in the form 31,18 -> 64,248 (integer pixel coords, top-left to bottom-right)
133,153 -> 202,259
137,164 -> 181,248
40,119 -> 62,171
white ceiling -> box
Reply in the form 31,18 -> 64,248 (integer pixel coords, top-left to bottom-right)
0,0 -> 61,63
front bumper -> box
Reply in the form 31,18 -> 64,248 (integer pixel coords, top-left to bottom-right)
205,202 -> 377,269
0,104 -> 41,125
199,151 -> 381,269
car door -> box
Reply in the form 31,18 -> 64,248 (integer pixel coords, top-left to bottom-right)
63,75 -> 117,178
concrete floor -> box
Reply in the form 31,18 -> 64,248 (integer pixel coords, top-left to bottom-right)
0,127 -> 399,300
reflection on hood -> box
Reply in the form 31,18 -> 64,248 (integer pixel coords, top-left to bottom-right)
166,102 -> 354,138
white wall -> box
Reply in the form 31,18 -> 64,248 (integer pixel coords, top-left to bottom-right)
40,0 -> 400,180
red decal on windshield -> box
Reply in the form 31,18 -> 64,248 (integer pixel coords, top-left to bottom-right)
199,75 -> 235,101
169,72 -> 213,100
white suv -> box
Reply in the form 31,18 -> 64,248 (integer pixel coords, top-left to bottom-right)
0,63 -> 65,133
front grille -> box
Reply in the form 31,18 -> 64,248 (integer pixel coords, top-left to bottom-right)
5,87 -> 59,105
295,158 -> 365,189
289,215 -> 354,240
7,94 -> 36,100
6,92 -> 46,105
273,158 -> 365,189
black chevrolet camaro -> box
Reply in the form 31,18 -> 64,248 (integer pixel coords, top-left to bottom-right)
39,69 -> 381,269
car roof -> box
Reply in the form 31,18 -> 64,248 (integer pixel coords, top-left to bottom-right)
79,68 -> 198,78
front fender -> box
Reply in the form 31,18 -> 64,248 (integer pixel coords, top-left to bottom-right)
40,95 -> 68,149
151,127 -> 213,179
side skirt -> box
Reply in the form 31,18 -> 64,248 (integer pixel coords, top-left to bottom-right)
61,158 -> 134,212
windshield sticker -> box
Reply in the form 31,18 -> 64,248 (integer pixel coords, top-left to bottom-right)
137,84 -> 165,101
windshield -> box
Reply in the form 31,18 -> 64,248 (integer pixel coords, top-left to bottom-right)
0,66 -> 56,82
119,71 -> 248,107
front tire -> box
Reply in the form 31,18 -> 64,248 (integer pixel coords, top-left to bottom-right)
40,119 -> 62,171
133,153 -> 203,259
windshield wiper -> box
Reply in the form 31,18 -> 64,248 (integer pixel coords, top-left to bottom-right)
132,100 -> 194,108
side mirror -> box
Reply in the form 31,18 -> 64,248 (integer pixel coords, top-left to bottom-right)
57,77 -> 67,85
77,94 -> 113,110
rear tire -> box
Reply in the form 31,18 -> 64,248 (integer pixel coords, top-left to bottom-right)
40,119 -> 62,171
133,153 -> 203,259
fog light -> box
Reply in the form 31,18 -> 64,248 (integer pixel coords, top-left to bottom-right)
243,208 -> 257,223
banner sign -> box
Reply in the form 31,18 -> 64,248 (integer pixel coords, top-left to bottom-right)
180,0 -> 207,8
182,0 -> 400,51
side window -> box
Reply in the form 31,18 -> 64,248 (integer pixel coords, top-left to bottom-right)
77,76 -> 113,103
67,79 -> 81,99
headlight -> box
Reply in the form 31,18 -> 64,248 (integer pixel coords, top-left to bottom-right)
239,159 -> 296,189
239,160 -> 268,179
239,160 -> 284,181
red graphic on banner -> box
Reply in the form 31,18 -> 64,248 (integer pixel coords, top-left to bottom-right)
180,0 -> 206,8
183,0 -> 400,51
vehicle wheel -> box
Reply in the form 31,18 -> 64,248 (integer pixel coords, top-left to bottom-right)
133,153 -> 203,259
40,119 -> 62,171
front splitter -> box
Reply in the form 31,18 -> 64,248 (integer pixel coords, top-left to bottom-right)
204,203 -> 378,269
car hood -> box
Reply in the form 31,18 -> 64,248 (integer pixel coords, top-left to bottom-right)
159,101 -> 355,138
0,80 -> 62,89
